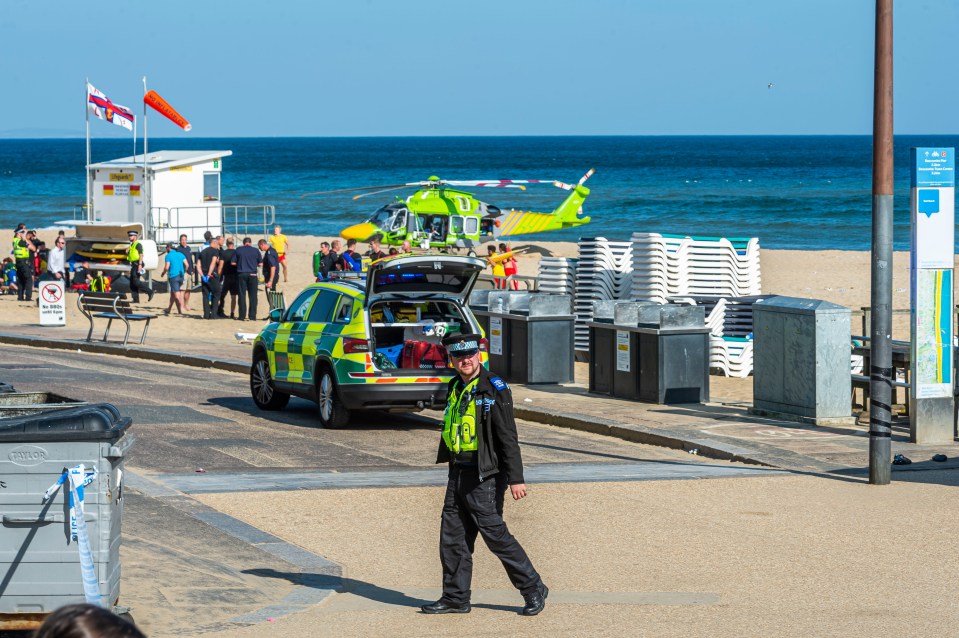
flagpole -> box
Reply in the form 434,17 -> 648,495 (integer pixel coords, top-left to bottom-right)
142,76 -> 149,241
85,77 -> 91,222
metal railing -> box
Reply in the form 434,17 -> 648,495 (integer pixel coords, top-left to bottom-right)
475,274 -> 539,291
148,204 -> 275,244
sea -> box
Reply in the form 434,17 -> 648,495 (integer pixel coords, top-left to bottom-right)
1,135 -> 956,251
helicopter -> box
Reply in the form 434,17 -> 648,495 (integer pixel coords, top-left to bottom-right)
302,169 -> 594,253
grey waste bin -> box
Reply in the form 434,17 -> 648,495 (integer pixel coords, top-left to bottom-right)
0,392 -> 88,418
751,296 -> 852,423
0,404 -> 133,617
589,304 -> 710,404
505,294 -> 574,384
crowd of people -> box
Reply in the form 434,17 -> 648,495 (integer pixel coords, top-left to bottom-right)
5,225 -> 68,299
8,223 -> 527,322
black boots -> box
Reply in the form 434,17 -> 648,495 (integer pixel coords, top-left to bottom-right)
521,584 -> 548,616
421,599 -> 471,614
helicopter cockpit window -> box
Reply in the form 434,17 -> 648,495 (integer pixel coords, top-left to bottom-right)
389,210 -> 407,232
450,216 -> 464,235
368,207 -> 393,230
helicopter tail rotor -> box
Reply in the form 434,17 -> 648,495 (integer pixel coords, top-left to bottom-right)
554,168 -> 595,191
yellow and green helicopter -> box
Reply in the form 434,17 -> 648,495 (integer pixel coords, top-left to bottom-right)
302,169 -> 594,253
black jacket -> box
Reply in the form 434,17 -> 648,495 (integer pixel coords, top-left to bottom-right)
436,366 -> 525,484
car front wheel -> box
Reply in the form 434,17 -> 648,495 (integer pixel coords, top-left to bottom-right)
317,368 -> 350,428
251,352 -> 290,410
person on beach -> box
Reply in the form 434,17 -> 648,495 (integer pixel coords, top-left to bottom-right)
12,227 -> 35,302
339,238 -> 362,272
422,332 -> 548,617
499,242 -> 519,290
199,237 -> 222,319
486,245 -> 506,289
176,234 -> 195,311
44,234 -> 67,284
368,238 -> 387,261
218,237 -> 239,318
316,241 -> 337,279
125,230 -> 153,303
269,225 -> 289,283
232,237 -> 262,321
258,238 -> 280,306
1,257 -> 17,295
330,239 -> 342,266
161,242 -> 188,315
401,239 -> 412,254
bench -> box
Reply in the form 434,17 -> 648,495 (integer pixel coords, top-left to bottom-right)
77,291 -> 157,346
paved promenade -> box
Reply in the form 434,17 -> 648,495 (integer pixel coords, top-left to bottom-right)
2,326 -> 956,475
2,331 -> 959,636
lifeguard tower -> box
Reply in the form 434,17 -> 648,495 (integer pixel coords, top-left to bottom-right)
86,150 -> 275,244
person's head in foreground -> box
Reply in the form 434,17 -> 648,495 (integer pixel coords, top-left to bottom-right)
443,332 -> 482,381
34,603 -> 145,638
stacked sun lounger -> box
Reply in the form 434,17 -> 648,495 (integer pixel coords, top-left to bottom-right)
708,336 -> 754,378
573,238 -> 633,352
537,257 -> 578,296
630,233 -> 761,300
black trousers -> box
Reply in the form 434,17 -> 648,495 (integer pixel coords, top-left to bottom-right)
128,263 -> 152,303
202,277 -> 222,319
439,466 -> 541,604
15,259 -> 32,301
237,273 -> 258,320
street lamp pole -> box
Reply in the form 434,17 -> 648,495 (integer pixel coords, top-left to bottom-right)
869,0 -> 894,485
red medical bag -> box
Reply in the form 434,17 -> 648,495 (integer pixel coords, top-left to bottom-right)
400,340 -> 448,369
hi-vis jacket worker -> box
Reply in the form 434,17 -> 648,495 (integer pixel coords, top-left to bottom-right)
125,230 -> 153,303
421,332 -> 548,617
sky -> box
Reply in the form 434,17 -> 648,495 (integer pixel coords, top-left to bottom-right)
1,0 -> 956,138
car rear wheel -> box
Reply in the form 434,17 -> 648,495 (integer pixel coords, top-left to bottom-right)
251,352 -> 290,410
317,368 -> 350,428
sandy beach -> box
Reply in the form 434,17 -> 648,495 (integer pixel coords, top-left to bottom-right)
0,231 -> 932,351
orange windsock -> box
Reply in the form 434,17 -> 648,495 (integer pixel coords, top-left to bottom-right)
144,90 -> 192,131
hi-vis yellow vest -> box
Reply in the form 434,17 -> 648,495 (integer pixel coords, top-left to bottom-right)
443,377 -> 480,454
127,242 -> 141,263
12,238 -> 28,260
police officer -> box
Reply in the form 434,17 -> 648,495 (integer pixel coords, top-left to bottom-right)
421,333 -> 548,616
12,227 -> 35,302
125,230 -> 153,303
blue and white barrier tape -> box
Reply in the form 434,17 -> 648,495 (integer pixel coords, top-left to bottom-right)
43,465 -> 104,607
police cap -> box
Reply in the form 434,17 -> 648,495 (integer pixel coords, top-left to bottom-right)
442,332 -> 482,358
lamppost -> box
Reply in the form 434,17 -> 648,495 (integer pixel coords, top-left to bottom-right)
869,0 -> 893,485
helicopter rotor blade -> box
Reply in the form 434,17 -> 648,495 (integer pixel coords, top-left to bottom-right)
443,179 -> 556,189
553,181 -> 575,191
300,183 -> 414,198
578,168 -> 596,186
352,185 -> 422,200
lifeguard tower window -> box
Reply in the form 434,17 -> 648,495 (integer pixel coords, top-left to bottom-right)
203,172 -> 220,202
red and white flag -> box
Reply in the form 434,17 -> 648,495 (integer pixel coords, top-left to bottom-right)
87,82 -> 134,131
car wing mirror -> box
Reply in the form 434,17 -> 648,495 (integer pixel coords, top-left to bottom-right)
269,308 -> 284,322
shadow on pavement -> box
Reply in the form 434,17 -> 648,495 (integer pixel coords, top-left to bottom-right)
244,568 -> 518,613
244,568 -> 428,607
